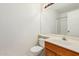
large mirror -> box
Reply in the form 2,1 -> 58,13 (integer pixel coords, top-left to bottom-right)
41,3 -> 79,37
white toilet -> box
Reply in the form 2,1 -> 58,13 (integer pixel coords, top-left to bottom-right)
30,38 -> 45,56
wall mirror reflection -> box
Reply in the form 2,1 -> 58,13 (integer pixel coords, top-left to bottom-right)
40,3 -> 79,37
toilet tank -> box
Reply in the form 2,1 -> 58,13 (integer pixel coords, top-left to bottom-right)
38,38 -> 45,48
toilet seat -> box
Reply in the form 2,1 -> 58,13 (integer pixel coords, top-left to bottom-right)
30,46 -> 43,53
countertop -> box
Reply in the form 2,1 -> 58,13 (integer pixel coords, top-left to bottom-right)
41,34 -> 79,53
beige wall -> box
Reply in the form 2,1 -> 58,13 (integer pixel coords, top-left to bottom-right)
0,3 -> 41,55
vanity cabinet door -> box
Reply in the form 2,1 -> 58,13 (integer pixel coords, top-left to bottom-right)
45,48 -> 57,56
45,41 -> 79,56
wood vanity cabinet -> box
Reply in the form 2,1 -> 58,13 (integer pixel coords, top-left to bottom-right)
45,41 -> 79,56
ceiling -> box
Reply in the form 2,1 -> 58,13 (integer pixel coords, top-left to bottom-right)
49,3 -> 79,13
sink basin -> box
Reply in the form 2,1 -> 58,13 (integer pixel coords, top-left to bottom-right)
45,34 -> 79,53
47,36 -> 79,47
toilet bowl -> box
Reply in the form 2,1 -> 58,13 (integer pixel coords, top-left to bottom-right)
30,38 -> 45,56
30,46 -> 43,56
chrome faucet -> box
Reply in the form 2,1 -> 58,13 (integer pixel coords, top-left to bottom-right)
62,37 -> 67,41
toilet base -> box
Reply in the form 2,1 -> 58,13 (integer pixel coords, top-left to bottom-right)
30,46 -> 43,56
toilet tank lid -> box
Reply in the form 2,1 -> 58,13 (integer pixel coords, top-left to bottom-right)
30,46 -> 43,52
39,38 -> 45,41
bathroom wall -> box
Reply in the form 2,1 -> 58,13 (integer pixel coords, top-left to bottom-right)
41,6 -> 59,34
0,3 -> 41,55
67,9 -> 79,36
